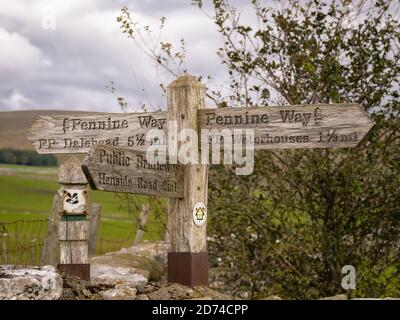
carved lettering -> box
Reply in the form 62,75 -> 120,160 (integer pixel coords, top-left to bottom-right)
98,172 -> 133,187
280,110 -> 312,126
137,177 -> 158,190
138,116 -> 166,129
63,137 -> 119,149
62,117 -> 129,133
82,145 -> 184,198
205,111 -> 269,126
136,154 -> 178,173
99,149 -> 130,166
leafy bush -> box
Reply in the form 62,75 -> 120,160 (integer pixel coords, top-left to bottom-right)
118,0 -> 400,298
202,0 -> 400,299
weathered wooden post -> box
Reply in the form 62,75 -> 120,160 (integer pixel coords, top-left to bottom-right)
1,233 -> 8,264
29,239 -> 37,265
133,203 -> 149,246
88,203 -> 101,256
40,194 -> 62,265
57,156 -> 90,281
167,74 -> 209,287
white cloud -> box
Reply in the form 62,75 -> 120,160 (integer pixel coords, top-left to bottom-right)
1,89 -> 33,109
0,27 -> 46,76
0,0 -> 250,112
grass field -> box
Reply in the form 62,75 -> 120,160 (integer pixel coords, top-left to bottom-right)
0,164 -> 126,221
0,163 -> 165,260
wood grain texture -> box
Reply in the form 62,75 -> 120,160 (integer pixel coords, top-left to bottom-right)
58,156 -> 89,266
167,74 -> 208,253
133,204 -> 149,245
60,241 -> 88,264
88,203 -> 101,255
198,103 -> 374,149
1,233 -> 8,263
81,144 -> 184,198
59,156 -> 88,184
40,193 -> 61,265
27,111 -> 167,154
59,220 -> 89,241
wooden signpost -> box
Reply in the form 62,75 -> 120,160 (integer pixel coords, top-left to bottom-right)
81,144 -> 184,198
27,111 -> 167,154
27,73 -> 375,287
199,103 -> 374,149
166,76 -> 209,287
57,156 -> 90,281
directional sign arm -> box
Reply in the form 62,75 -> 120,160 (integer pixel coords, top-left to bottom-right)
81,144 -> 184,198
198,103 -> 374,149
27,111 -> 168,154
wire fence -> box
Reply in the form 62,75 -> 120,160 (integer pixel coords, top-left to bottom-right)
0,218 -> 136,266
96,221 -> 135,255
0,219 -> 48,266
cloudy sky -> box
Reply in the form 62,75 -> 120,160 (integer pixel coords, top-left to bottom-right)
1,1 -> 397,113
0,0 -> 259,113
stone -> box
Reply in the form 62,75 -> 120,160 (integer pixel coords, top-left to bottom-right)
82,289 -> 92,298
193,286 -> 236,300
260,295 -> 282,300
90,250 -> 163,281
137,284 -> 155,294
0,265 -> 63,300
90,264 -> 148,286
62,273 -> 89,291
319,294 -> 348,300
148,283 -> 195,300
62,288 -> 78,300
239,291 -> 251,299
134,282 -> 236,300
189,296 -> 213,300
59,272 -> 112,300
100,285 -> 137,300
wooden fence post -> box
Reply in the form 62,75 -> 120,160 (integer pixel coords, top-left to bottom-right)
167,74 -> 209,287
1,233 -> 8,264
88,203 -> 101,255
30,239 -> 37,265
40,193 -> 62,265
57,156 -> 90,281
133,203 -> 150,246
164,206 -> 171,243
